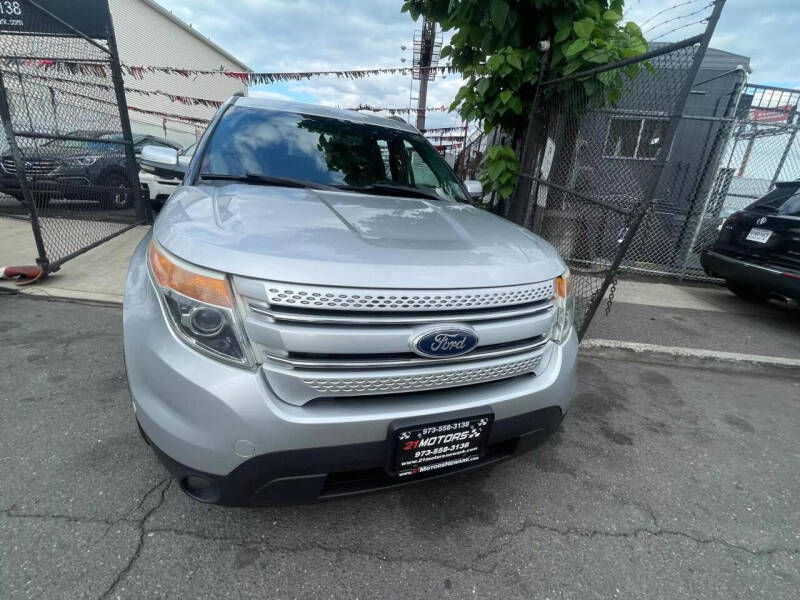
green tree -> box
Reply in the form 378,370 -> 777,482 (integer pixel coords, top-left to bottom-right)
401,0 -> 647,201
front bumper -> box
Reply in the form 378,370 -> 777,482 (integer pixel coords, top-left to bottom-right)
138,171 -> 178,201
0,174 -> 94,199
701,249 -> 800,300
124,236 -> 578,505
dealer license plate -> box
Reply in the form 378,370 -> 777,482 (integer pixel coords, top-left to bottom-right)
745,228 -> 772,243
391,414 -> 493,477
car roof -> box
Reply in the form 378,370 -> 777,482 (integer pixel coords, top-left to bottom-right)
233,96 -> 420,134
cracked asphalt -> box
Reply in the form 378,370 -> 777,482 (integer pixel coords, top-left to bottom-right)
1,293 -> 799,599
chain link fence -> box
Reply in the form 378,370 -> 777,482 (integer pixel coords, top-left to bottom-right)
0,0 -> 146,273
620,82 -> 800,280
521,36 -> 709,337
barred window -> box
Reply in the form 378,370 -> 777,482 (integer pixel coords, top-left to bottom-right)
604,117 -> 668,160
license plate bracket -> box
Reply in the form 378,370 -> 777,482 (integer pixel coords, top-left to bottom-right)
388,413 -> 493,478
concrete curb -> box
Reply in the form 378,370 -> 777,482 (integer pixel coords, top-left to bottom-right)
582,339 -> 800,376
0,282 -> 123,306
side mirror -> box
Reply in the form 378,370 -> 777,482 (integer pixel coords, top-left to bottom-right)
140,145 -> 184,179
141,145 -> 178,165
464,180 -> 483,199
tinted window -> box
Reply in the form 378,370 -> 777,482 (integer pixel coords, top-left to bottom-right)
747,183 -> 800,216
199,106 -> 468,201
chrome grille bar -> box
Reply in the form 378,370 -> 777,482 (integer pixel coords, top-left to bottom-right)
264,336 -> 549,369
249,299 -> 553,325
2,158 -> 57,175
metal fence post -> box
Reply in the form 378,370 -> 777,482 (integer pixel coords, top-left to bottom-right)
575,0 -> 727,339
768,107 -> 799,188
0,69 -> 49,273
104,2 -> 149,224
512,44 -> 550,227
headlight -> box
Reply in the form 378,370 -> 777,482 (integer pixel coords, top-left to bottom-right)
147,241 -> 254,367
63,155 -> 102,166
549,268 -> 574,344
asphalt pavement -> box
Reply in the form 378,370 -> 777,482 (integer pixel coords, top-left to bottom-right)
1,293 -> 799,600
586,290 -> 800,358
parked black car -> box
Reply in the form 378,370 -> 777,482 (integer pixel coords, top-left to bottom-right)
701,180 -> 800,302
0,130 -> 181,209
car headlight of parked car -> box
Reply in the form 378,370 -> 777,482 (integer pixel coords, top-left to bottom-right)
62,155 -> 102,166
147,241 -> 254,367
549,268 -> 574,344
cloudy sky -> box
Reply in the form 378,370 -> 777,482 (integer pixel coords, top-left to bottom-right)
157,0 -> 799,128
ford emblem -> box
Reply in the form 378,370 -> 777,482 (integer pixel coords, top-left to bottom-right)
410,326 -> 479,358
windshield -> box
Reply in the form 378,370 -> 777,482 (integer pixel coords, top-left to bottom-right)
198,106 -> 468,202
747,182 -> 800,216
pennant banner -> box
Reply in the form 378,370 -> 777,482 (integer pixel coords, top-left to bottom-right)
6,68 -> 223,108
347,105 -> 451,115
14,58 -> 459,85
423,126 -> 467,134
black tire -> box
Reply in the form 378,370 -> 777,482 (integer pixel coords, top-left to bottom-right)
99,172 -> 132,210
726,282 -> 770,302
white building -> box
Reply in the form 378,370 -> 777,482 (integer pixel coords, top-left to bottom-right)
108,0 -> 249,146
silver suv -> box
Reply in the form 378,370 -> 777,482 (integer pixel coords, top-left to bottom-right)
124,97 -> 578,505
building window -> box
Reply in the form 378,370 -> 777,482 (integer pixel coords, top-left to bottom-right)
604,117 -> 668,160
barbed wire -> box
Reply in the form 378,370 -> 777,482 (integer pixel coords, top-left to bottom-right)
638,0 -> 706,28
650,18 -> 710,41
644,2 -> 714,35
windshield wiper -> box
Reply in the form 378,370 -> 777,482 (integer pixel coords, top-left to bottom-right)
336,183 -> 444,201
200,173 -> 335,190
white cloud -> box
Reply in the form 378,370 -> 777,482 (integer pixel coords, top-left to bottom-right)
248,89 -> 294,102
156,0 -> 800,119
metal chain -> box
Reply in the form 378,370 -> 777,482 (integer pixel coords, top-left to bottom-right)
605,275 -> 618,316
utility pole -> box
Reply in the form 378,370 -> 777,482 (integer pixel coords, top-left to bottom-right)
415,17 -> 436,131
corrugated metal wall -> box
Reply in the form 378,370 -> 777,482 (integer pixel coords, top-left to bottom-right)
108,0 -> 248,146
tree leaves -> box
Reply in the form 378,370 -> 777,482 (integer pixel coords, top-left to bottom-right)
573,18 -> 595,40
489,0 -> 509,30
554,26 -> 572,43
506,52 -> 522,70
480,145 -> 520,200
402,0 -> 649,204
565,38 -> 589,57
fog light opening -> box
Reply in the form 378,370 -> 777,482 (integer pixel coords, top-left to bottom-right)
181,475 -> 221,503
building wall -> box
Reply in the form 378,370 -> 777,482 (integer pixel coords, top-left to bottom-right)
108,0 -> 248,146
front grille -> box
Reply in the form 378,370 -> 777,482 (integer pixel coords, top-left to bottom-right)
300,354 -> 543,395
1,157 -> 58,176
238,277 -> 556,404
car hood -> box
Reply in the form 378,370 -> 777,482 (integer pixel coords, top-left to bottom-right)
153,183 -> 564,288
2,147 -> 119,161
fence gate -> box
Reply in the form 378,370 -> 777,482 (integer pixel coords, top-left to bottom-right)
0,0 -> 146,275
516,1 -> 725,339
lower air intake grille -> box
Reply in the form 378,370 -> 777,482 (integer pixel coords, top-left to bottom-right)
301,354 -> 543,395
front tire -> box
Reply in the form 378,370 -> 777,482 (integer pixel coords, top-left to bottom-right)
99,172 -> 132,210
726,282 -> 770,302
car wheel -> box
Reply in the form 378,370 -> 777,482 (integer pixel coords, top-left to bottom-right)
100,173 -> 132,209
726,283 -> 770,302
